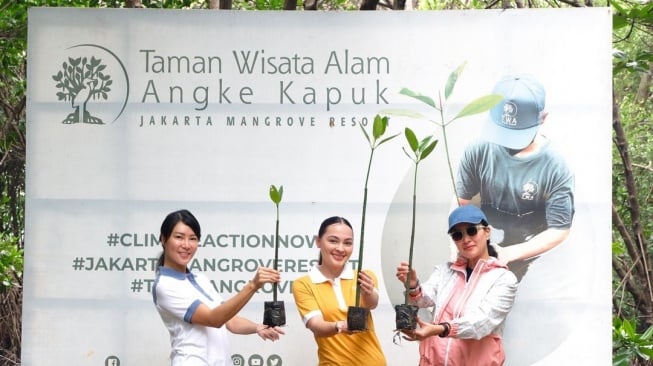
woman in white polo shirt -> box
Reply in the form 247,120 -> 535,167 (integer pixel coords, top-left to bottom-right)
153,209 -> 285,366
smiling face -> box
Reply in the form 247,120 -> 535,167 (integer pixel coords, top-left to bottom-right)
317,222 -> 354,278
450,223 -> 490,268
162,222 -> 199,272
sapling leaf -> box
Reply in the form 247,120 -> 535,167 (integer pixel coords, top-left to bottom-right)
445,62 -> 466,100
269,185 -> 283,204
420,140 -> 439,160
452,94 -> 504,121
399,88 -> 436,109
372,115 -> 388,139
418,135 -> 434,151
405,128 -> 418,152
377,133 -> 401,147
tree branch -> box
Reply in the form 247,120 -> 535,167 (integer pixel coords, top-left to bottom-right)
613,87 -> 653,320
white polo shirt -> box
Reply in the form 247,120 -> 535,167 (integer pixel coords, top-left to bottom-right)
153,267 -> 231,366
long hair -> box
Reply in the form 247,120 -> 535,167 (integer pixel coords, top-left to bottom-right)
479,220 -> 499,258
156,209 -> 201,270
488,241 -> 498,258
317,216 -> 353,265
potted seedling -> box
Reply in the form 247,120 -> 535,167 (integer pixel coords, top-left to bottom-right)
263,184 -> 286,327
383,63 -> 502,331
348,114 -> 399,332
395,128 -> 438,331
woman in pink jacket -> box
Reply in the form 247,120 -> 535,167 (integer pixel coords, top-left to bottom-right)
396,205 -> 518,366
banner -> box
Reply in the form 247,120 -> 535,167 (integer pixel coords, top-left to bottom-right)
25,8 -> 612,365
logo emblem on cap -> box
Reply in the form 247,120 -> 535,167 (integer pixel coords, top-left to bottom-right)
501,101 -> 518,126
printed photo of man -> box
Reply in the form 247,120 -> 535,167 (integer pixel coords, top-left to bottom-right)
455,74 -> 575,281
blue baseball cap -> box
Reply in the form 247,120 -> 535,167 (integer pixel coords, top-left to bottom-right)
448,205 -> 488,233
483,75 -> 546,150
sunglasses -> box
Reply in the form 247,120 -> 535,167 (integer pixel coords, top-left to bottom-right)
449,225 -> 486,241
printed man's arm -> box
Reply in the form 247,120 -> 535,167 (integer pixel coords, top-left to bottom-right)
497,228 -> 569,263
458,198 -> 570,263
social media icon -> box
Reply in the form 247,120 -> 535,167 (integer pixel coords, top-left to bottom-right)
105,356 -> 120,366
248,354 -> 264,366
232,354 -> 245,366
267,354 -> 282,366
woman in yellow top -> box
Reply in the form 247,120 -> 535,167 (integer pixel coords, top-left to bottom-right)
292,216 -> 387,366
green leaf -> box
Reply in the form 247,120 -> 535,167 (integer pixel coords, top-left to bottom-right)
418,135 -> 434,151
372,114 -> 388,139
420,139 -> 439,160
445,61 -> 466,100
636,346 -> 653,360
610,0 -> 627,14
269,185 -> 283,204
613,14 -> 629,30
612,352 -> 632,366
641,325 -> 653,341
453,94 -> 504,120
377,133 -> 401,147
404,128 -> 418,152
612,241 -> 626,256
623,318 -> 636,337
399,88 -> 436,109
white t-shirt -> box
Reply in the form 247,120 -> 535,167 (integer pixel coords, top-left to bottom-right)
153,267 -> 232,366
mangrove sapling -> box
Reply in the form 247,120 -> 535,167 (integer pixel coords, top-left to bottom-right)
395,128 -> 438,331
381,64 -> 501,334
348,115 -> 400,332
263,184 -> 286,327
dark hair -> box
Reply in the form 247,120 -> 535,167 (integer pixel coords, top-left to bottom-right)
488,242 -> 498,258
156,209 -> 201,268
479,222 -> 498,258
317,216 -> 353,265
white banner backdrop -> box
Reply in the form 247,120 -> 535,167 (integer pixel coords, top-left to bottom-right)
25,8 -> 612,366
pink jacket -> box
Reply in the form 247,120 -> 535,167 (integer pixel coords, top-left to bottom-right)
409,257 -> 517,366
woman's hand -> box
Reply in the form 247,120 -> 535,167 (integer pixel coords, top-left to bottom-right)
255,324 -> 286,341
251,266 -> 281,289
395,261 -> 418,288
358,271 -> 375,296
335,320 -> 350,334
400,317 -> 443,341
358,271 -> 379,309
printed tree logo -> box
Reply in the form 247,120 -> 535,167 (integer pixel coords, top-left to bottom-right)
52,56 -> 113,124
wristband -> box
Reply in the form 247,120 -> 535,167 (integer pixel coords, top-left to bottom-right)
438,322 -> 451,338
409,278 -> 420,290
